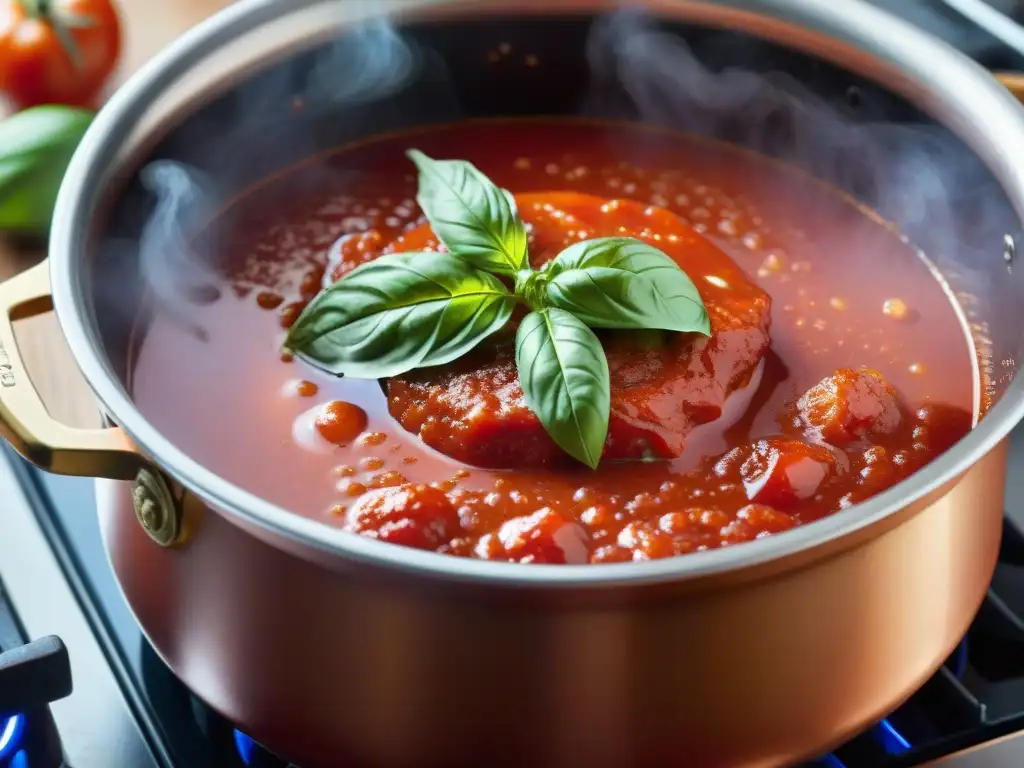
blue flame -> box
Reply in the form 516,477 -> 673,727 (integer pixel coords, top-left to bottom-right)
874,718 -> 911,754
233,729 -> 257,766
816,754 -> 847,767
0,715 -> 25,761
952,638 -> 968,678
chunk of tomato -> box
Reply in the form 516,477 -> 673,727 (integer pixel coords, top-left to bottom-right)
740,438 -> 838,510
345,484 -> 459,551
495,508 -> 589,564
797,368 -> 902,445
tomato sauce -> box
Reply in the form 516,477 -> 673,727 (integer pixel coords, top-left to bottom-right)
129,120 -> 978,565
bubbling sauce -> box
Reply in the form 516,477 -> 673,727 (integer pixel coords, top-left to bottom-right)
129,120 -> 977,564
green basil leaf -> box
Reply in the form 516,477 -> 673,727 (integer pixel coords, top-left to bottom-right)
407,149 -> 527,276
502,188 -> 519,216
515,308 -> 610,469
0,106 -> 94,234
285,251 -> 515,378
545,237 -> 711,334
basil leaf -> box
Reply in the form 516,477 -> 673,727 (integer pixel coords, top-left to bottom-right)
0,106 -> 94,234
545,237 -> 711,334
285,251 -> 515,378
502,188 -> 519,216
407,149 -> 527,276
515,308 -> 610,469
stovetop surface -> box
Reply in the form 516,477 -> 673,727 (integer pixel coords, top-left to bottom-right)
5,1 -> 1024,766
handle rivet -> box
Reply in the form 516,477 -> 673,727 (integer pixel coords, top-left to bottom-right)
1004,234 -> 1016,269
136,496 -> 161,530
131,468 -> 181,547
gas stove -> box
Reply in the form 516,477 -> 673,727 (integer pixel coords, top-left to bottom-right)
6,1 -> 1024,766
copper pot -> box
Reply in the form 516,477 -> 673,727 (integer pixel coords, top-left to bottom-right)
3,1 -> 1024,765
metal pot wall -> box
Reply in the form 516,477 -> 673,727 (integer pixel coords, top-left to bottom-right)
3,1 -> 1024,766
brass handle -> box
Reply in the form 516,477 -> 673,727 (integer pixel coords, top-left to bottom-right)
0,260 -> 142,481
996,72 -> 1024,101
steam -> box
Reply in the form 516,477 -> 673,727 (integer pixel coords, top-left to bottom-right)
303,17 -> 418,105
579,6 -> 1010,410
583,8 -> 1007,272
139,162 -> 218,341
137,17 -> 422,328
133,4 -> 1010,370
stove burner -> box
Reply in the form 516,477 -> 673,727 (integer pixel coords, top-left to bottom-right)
873,720 -> 913,755
0,714 -> 25,761
233,729 -> 294,768
807,718 -> 912,767
234,730 -> 257,764
951,639 -> 969,679
225,726 -> 913,768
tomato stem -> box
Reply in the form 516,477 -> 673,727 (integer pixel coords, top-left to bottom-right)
15,0 -> 88,71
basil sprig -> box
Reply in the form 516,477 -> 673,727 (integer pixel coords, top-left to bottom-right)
285,150 -> 711,468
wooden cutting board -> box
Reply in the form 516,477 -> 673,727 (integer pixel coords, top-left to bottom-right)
0,0 -> 233,430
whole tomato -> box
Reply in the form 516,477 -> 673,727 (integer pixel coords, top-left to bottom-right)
0,0 -> 122,109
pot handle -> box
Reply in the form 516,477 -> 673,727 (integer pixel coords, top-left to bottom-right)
996,72 -> 1024,100
0,260 -> 142,481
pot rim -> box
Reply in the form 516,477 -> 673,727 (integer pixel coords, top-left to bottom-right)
48,0 -> 1024,588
